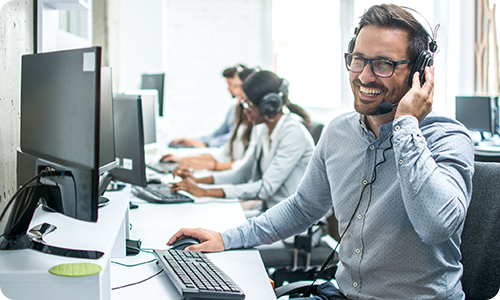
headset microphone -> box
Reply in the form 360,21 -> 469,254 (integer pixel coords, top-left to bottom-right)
376,102 -> 398,114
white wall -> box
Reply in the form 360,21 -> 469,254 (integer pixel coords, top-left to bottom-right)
0,1 -> 34,231
113,0 -> 272,145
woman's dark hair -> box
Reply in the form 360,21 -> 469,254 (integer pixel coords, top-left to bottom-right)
243,70 -> 311,125
357,4 -> 429,62
228,68 -> 256,160
222,64 -> 247,79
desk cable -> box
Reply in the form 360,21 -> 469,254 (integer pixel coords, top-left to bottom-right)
303,136 -> 394,296
111,249 -> 163,290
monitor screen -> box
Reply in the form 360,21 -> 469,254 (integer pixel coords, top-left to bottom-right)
99,67 -> 118,174
124,90 -> 157,145
19,47 -> 102,223
456,96 -> 498,135
1,47 -> 105,260
141,73 -> 165,117
110,94 -> 148,188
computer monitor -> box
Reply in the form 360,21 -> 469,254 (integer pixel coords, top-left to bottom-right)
456,96 -> 498,137
0,47 -> 105,259
109,94 -> 148,188
99,67 -> 118,173
124,90 -> 157,145
141,73 -> 165,117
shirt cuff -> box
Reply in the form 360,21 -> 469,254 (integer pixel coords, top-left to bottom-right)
220,227 -> 244,250
392,115 -> 422,137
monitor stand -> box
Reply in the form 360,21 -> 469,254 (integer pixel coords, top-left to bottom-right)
0,185 -> 104,259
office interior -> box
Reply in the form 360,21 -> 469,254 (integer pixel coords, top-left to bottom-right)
0,0 -> 499,298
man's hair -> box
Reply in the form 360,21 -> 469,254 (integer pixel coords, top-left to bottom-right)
222,64 -> 247,78
357,4 -> 429,61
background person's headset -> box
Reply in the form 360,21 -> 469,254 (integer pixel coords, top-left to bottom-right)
257,78 -> 289,116
347,7 -> 439,88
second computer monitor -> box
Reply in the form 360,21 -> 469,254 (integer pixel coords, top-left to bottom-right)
456,96 -> 498,136
110,94 -> 148,188
141,73 -> 165,117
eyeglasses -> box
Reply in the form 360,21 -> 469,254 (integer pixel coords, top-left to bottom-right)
344,53 -> 414,78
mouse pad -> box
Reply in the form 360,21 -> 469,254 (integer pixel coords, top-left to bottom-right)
49,263 -> 102,277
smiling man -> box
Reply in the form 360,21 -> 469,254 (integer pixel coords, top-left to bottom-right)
167,4 -> 475,299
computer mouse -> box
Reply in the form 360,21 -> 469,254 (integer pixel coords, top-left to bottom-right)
170,237 -> 200,250
147,178 -> 162,184
159,159 -> 178,164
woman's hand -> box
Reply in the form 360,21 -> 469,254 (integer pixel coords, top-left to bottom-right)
171,177 -> 207,197
177,159 -> 212,171
172,166 -> 196,180
159,154 -> 181,163
167,228 -> 225,252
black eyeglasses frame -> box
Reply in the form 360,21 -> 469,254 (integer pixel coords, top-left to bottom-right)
344,53 -> 414,78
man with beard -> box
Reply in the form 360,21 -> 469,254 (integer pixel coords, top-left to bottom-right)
166,4 -> 475,299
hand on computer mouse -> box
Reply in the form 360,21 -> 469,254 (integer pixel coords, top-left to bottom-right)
167,228 -> 224,252
160,154 -> 181,163
169,237 -> 201,251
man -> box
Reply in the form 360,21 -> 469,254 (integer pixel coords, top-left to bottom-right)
169,64 -> 247,148
167,4 -> 475,299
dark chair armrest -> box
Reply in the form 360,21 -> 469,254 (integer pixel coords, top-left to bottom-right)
275,280 -> 320,298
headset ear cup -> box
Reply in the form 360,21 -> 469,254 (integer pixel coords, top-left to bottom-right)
409,50 -> 433,87
259,93 -> 283,116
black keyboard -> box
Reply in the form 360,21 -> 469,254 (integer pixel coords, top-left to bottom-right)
132,185 -> 194,204
153,249 -> 245,299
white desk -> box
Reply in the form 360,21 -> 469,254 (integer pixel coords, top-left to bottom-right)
0,194 -> 130,300
109,188 -> 277,300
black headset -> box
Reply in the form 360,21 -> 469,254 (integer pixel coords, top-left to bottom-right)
347,7 -> 439,87
258,78 -> 289,116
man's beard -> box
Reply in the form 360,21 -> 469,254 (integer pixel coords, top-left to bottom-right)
351,77 -> 410,116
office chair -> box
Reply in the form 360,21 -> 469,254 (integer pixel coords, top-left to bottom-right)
306,122 -> 324,145
259,212 -> 340,288
275,161 -> 500,299
460,161 -> 500,299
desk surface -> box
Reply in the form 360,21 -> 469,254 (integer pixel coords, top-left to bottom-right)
108,187 -> 277,300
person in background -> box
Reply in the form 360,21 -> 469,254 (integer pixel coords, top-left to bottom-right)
168,64 -> 247,148
171,70 -> 315,215
167,4 -> 475,299
160,68 -> 257,171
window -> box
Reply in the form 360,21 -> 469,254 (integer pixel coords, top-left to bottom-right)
272,0 -> 474,121
273,0 -> 342,108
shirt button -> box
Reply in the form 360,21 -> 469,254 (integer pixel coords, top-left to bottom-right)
353,282 -> 358,287
399,159 -> 404,164
369,145 -> 375,150
389,131 -> 393,136
357,214 -> 363,219
356,249 -> 361,254
362,180 -> 368,185
395,125 -> 401,131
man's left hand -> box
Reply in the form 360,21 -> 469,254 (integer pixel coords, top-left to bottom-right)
395,66 -> 434,123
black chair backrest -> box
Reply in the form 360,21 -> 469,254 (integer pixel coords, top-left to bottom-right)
306,122 -> 324,145
460,161 -> 500,299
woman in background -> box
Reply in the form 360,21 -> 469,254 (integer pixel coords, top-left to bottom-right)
160,68 -> 256,171
172,70 -> 314,215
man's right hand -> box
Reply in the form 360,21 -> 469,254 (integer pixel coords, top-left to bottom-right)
167,228 -> 225,252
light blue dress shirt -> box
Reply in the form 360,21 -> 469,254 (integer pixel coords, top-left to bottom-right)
221,111 -> 475,299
